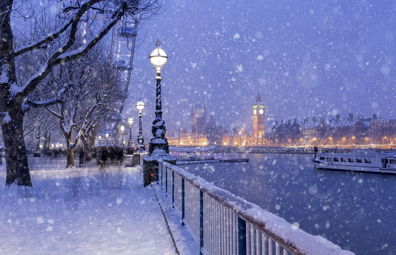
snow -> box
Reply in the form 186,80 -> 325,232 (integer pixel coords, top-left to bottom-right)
1,112 -> 12,123
0,64 -> 10,84
145,149 -> 176,162
0,160 -> 196,254
150,138 -> 167,144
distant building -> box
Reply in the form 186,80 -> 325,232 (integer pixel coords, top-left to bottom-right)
167,93 -> 268,147
253,91 -> 265,138
206,110 -> 223,146
191,104 -> 206,135
270,113 -> 396,147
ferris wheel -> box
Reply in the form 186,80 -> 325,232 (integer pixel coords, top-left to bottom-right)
109,14 -> 138,116
59,1 -> 138,116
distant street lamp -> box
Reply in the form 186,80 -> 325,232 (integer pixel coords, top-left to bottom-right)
120,126 -> 125,147
148,40 -> 170,155
127,117 -> 134,154
105,133 -> 109,146
136,99 -> 145,152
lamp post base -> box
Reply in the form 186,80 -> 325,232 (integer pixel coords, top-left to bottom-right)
127,146 -> 135,155
143,152 -> 176,187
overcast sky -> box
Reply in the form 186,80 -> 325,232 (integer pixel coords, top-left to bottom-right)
120,0 -> 396,136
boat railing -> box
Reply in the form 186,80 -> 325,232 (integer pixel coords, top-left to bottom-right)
157,160 -> 354,255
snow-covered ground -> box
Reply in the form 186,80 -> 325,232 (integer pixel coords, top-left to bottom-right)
0,158 -> 198,255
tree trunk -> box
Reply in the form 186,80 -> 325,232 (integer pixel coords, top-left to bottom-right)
66,147 -> 75,168
1,110 -> 32,186
1,1 -> 32,186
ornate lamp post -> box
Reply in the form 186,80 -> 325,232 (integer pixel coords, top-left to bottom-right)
136,99 -> 145,152
120,126 -> 125,147
127,117 -> 134,154
148,40 -> 170,155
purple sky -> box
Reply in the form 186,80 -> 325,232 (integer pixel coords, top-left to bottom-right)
122,0 -> 396,136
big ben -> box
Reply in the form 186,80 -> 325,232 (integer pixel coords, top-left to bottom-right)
253,91 -> 265,138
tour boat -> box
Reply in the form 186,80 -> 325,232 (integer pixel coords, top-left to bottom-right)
313,151 -> 396,174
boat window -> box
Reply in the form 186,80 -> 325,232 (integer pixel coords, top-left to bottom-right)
340,158 -> 346,162
364,158 -> 371,163
333,157 -> 339,162
319,157 -> 325,160
348,158 -> 354,163
326,157 -> 331,162
356,158 -> 363,163
390,159 -> 396,164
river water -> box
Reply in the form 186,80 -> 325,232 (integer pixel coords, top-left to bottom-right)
182,154 -> 396,255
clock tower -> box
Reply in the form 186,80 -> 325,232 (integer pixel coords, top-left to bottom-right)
253,91 -> 265,138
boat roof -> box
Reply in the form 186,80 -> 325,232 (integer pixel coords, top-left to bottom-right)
317,152 -> 396,158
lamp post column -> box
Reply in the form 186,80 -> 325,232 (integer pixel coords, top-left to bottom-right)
137,110 -> 145,151
144,40 -> 175,188
127,117 -> 134,154
148,40 -> 170,155
149,67 -> 169,154
120,126 -> 125,148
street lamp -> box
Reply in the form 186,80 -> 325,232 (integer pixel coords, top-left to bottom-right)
127,117 -> 134,154
148,40 -> 170,155
120,126 -> 125,147
136,99 -> 145,152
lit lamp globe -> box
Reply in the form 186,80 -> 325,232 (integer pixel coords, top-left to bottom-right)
136,100 -> 145,112
120,126 -> 125,132
128,117 -> 134,126
149,40 -> 168,70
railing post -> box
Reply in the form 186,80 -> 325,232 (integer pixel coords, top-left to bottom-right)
172,171 -> 175,208
238,217 -> 247,255
200,190 -> 204,255
181,178 -> 185,226
165,167 -> 168,196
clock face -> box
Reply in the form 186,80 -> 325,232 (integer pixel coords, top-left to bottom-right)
253,109 -> 257,114
259,109 -> 264,114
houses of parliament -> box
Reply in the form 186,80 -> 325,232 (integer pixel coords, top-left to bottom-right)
167,92 -> 266,147
167,91 -> 396,148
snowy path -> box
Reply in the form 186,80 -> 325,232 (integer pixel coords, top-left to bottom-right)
0,164 -> 184,255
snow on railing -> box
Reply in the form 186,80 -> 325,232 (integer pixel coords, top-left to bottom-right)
157,160 -> 355,255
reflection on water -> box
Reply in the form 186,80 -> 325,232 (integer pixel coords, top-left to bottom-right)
184,154 -> 396,255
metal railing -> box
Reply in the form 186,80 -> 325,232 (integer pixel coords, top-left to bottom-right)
157,160 -> 354,255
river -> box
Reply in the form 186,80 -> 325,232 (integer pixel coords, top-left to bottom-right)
182,154 -> 396,255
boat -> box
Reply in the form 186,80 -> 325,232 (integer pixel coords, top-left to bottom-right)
313,151 -> 396,174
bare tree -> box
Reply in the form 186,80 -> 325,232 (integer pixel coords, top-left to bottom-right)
24,109 -> 56,153
46,52 -> 119,168
0,0 -> 164,186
